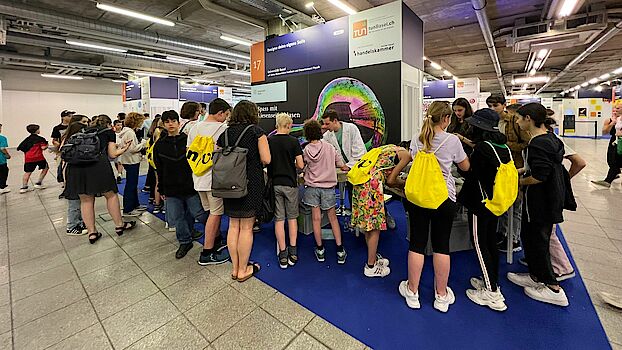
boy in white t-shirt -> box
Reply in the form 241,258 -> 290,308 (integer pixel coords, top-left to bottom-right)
186,98 -> 231,265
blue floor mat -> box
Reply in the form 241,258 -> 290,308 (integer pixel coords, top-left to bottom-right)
120,176 -> 610,350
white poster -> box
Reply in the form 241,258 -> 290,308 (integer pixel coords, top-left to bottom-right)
348,1 -> 402,69
252,81 -> 287,104
218,87 -> 233,105
455,78 -> 480,112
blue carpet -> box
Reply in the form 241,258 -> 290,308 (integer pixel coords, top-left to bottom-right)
120,176 -> 611,350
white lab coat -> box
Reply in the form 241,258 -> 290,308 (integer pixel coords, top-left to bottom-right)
323,122 -> 366,167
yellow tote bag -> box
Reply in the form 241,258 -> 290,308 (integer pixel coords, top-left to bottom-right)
404,137 -> 450,209
481,142 -> 519,216
186,135 -> 216,176
145,138 -> 157,169
347,147 -> 383,185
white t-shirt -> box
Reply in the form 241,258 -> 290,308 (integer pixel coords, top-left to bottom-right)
410,131 -> 468,202
186,121 -> 228,191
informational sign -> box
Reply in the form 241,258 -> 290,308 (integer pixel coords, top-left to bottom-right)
124,80 -> 142,102
578,107 -> 587,118
218,87 -> 233,105
251,81 -> 287,104
348,1 -> 402,69
423,80 -> 455,99
263,17 -> 348,81
563,115 -> 575,134
180,84 -> 218,103
455,78 -> 480,110
150,77 -> 179,99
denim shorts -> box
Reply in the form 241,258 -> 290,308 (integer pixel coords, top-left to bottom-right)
303,186 -> 336,211
274,185 -> 300,221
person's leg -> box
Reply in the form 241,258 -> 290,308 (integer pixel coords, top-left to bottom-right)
273,186 -> 287,251
471,213 -> 499,291
404,200 -> 430,293
167,197 -> 192,245
66,199 -> 82,231
237,217 -> 257,279
36,164 -> 49,184
549,225 -> 574,276
511,198 -> 523,245
430,200 -> 456,296
487,215 -> 500,290
228,218 -> 241,277
365,230 -> 381,266
22,171 -> 32,188
523,221 -> 558,287
311,206 -> 323,246
0,164 -> 8,189
326,207 -> 342,246
56,163 -> 64,183
123,163 -> 139,213
102,191 -> 124,228
323,188 -> 343,247
79,194 -> 96,233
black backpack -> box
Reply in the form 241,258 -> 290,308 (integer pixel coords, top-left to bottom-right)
212,125 -> 253,199
61,128 -> 106,165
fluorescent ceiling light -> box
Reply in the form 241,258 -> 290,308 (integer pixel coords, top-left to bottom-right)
422,56 -> 427,61
581,82 -> 589,87
111,79 -> 128,83
41,73 -> 83,80
430,61 -> 442,70
512,76 -> 550,84
533,59 -> 544,70
133,71 -> 169,78
452,76 -> 459,80
96,3 -> 174,26
229,70 -> 251,77
574,85 -> 581,89
166,55 -> 206,66
569,88 -> 575,91
529,69 -> 537,76
305,2 -> 315,9
588,78 -> 599,84
191,78 -> 213,84
522,84 -> 529,90
66,40 -> 127,53
159,38 -> 249,60
234,81 -> 251,85
558,0 -> 579,18
613,67 -> 622,75
327,0 -> 357,15
220,35 -> 252,47
599,73 -> 611,80
537,49 -> 549,59
443,70 -> 452,76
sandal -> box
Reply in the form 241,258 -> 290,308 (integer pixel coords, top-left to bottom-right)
115,221 -> 136,236
237,262 -> 261,283
88,232 -> 102,244
231,274 -> 238,281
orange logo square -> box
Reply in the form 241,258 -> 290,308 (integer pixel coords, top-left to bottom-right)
353,20 -> 368,38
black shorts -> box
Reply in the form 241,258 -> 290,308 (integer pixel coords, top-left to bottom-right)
24,160 -> 48,173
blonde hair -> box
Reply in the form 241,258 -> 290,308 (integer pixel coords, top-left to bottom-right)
275,113 -> 293,128
420,101 -> 452,151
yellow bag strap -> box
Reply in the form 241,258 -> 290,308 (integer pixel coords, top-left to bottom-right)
413,135 -> 452,155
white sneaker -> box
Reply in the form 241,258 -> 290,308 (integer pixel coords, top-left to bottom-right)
507,272 -> 542,289
376,254 -> 389,267
466,288 -> 507,311
0,188 -> 10,194
524,285 -> 569,307
19,187 -> 33,194
470,277 -> 505,301
364,262 -> 390,277
434,286 -> 456,313
33,183 -> 46,190
398,281 -> 420,309
123,210 -> 143,217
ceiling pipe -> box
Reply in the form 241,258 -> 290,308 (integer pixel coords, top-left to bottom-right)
536,20 -> 622,94
0,1 -> 250,63
197,0 -> 266,30
471,0 -> 507,96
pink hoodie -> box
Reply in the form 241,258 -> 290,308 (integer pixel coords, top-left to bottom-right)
303,140 -> 344,188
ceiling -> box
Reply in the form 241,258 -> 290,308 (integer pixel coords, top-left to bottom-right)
1,0 -> 622,95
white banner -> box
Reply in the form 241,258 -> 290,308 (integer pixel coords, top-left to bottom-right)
455,78 -> 480,112
252,81 -> 287,104
348,1 -> 402,69
218,87 -> 233,105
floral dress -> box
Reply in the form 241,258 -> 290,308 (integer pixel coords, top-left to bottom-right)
351,145 -> 401,232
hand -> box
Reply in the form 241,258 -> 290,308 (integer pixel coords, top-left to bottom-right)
340,165 -> 350,171
160,195 -> 166,200
123,139 -> 132,149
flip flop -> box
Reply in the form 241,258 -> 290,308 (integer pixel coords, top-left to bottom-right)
237,262 -> 261,283
599,292 -> 622,309
231,274 -> 237,281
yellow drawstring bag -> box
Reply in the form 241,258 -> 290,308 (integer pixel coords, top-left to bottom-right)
347,147 -> 383,185
145,138 -> 157,169
186,135 -> 216,176
480,141 -> 519,216
405,137 -> 450,209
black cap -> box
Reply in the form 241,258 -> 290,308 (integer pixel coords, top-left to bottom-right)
467,108 -> 500,132
61,110 -> 75,117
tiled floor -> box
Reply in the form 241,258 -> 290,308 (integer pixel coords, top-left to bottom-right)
0,137 -> 621,350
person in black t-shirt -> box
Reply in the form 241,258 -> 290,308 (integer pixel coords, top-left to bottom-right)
267,113 -> 304,269
52,110 -> 74,183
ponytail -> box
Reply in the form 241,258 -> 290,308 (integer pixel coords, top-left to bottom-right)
419,101 -> 452,151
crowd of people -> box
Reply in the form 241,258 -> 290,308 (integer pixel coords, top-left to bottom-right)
0,94 -> 606,313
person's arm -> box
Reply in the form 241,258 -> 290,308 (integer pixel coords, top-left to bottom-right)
566,154 -> 587,179
349,126 -> 367,168
0,148 -> 9,159
603,117 -> 615,135
258,135 -> 271,165
520,176 -> 542,186
108,137 -> 131,158
295,155 -> 304,170
457,158 -> 470,172
456,133 -> 475,148
525,145 -> 553,184
386,149 -> 412,188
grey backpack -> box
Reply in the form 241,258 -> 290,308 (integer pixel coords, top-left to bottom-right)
211,125 -> 254,199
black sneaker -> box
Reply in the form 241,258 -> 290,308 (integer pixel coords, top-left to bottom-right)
278,250 -> 289,269
192,230 -> 204,240
214,237 -> 227,252
288,246 -> 298,266
176,243 -> 194,259
337,248 -> 347,264
141,187 -> 150,193
153,204 -> 163,214
498,238 -> 522,253
66,225 -> 87,236
315,247 -> 325,262
198,249 -> 230,265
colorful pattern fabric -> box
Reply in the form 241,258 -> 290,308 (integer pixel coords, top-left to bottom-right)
351,145 -> 400,232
